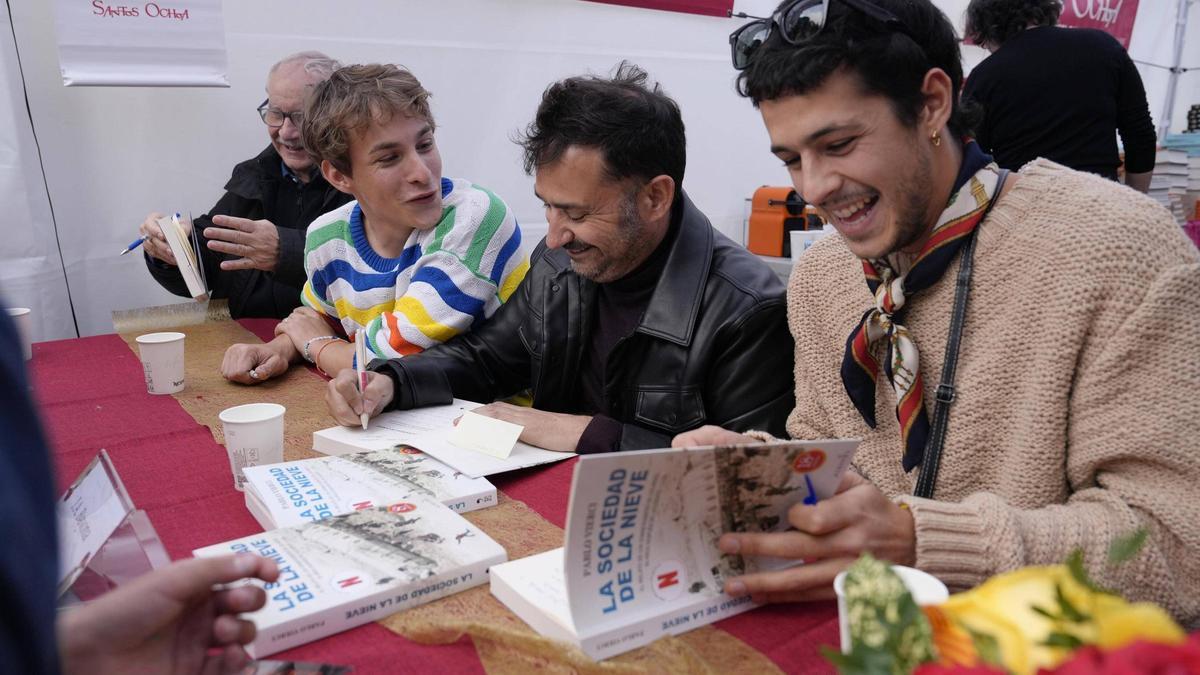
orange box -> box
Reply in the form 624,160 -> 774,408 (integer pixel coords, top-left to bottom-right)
748,186 -> 824,257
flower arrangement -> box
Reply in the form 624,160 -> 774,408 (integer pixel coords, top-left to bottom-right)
826,530 -> 1196,674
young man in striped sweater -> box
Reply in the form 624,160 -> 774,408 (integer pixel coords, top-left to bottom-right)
221,64 -> 528,384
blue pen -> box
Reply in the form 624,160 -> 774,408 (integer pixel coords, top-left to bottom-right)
118,212 -> 181,256
117,235 -> 146,256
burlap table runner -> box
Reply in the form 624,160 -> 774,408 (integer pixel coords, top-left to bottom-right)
119,320 -> 781,674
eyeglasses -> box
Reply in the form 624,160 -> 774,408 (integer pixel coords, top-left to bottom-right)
257,99 -> 304,128
729,0 -> 916,70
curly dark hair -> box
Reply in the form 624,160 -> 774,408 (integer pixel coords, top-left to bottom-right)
738,0 -> 979,139
516,61 -> 685,189
964,0 -> 1062,48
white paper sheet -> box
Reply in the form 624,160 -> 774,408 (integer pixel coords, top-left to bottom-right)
407,427 -> 572,478
448,411 -> 522,459
314,399 -> 574,478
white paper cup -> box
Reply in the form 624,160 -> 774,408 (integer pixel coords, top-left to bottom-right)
6,308 -> 32,361
834,565 -> 949,653
219,403 -> 286,492
135,332 -> 186,394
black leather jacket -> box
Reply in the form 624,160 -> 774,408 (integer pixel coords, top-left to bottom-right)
145,145 -> 352,318
372,193 -> 795,450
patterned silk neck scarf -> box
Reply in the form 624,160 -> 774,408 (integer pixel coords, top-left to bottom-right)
840,141 -> 1002,472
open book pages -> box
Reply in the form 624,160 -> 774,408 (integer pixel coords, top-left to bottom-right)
155,214 -> 208,301
313,399 -> 574,478
491,438 -> 859,660
194,497 -> 506,658
241,446 -> 497,530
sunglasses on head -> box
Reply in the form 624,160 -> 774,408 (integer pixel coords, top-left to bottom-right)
729,0 -> 917,70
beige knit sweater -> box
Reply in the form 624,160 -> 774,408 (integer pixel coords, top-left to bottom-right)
784,160 -> 1200,626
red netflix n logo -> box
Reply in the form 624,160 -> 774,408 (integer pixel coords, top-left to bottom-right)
652,560 -> 685,601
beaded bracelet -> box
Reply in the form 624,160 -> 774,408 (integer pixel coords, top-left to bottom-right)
313,338 -> 344,378
302,335 -> 340,363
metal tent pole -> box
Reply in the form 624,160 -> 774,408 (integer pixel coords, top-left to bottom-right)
1158,0 -> 1193,140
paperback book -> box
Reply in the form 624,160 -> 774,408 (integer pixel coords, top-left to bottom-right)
155,214 -> 208,301
490,439 -> 858,660
242,446 -> 497,530
313,399 -> 574,477
194,496 -> 506,658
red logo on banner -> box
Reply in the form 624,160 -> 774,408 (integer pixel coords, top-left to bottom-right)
1059,0 -> 1141,49
337,575 -> 362,588
792,449 -> 826,474
352,501 -> 373,511
657,570 -> 680,589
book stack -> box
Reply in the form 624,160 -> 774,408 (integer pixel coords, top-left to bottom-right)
1161,134 -> 1200,223
241,446 -> 497,530
194,494 -> 506,658
198,432 -> 511,657
1191,156 -> 1200,221
1150,148 -> 1189,224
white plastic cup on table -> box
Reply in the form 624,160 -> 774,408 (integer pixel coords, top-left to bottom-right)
6,307 -> 32,361
219,403 -> 286,492
833,565 -> 949,653
135,331 -> 186,394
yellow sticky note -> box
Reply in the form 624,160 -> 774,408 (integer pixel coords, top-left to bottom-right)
448,410 -> 523,459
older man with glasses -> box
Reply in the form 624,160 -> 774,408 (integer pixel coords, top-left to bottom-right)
138,51 -> 354,319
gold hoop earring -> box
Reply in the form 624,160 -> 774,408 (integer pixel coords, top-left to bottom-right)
930,130 -> 942,147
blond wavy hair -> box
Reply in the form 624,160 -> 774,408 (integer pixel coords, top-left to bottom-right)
302,63 -> 434,174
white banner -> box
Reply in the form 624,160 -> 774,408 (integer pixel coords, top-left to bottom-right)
52,0 -> 228,87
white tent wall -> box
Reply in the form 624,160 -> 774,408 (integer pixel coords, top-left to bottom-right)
0,0 -> 1194,339
1130,0 -> 1200,139
0,3 -> 73,342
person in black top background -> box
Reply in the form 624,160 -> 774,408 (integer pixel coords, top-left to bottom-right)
962,0 -> 1155,191
140,52 -> 353,319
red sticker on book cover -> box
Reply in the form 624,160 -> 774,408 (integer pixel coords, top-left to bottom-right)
792,450 -> 826,473
388,502 -> 417,513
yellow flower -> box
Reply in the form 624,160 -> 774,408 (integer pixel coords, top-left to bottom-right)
1091,599 -> 1185,649
931,565 -> 1184,675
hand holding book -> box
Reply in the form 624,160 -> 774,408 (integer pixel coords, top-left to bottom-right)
717,470 -> 917,604
136,211 -> 192,265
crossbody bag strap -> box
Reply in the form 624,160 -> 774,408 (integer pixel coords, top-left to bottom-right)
913,169 -> 1010,499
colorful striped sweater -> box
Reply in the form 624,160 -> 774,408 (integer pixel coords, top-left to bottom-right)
301,177 -> 528,361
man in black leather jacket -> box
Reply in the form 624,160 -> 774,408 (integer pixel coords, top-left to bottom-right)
325,63 -> 794,453
140,52 -> 352,319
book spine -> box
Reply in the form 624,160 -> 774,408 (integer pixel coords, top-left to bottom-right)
443,485 -> 497,514
579,594 -> 759,661
243,490 -> 276,531
311,432 -> 359,457
247,552 -> 506,659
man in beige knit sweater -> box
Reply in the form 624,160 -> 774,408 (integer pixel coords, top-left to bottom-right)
679,0 -> 1200,626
